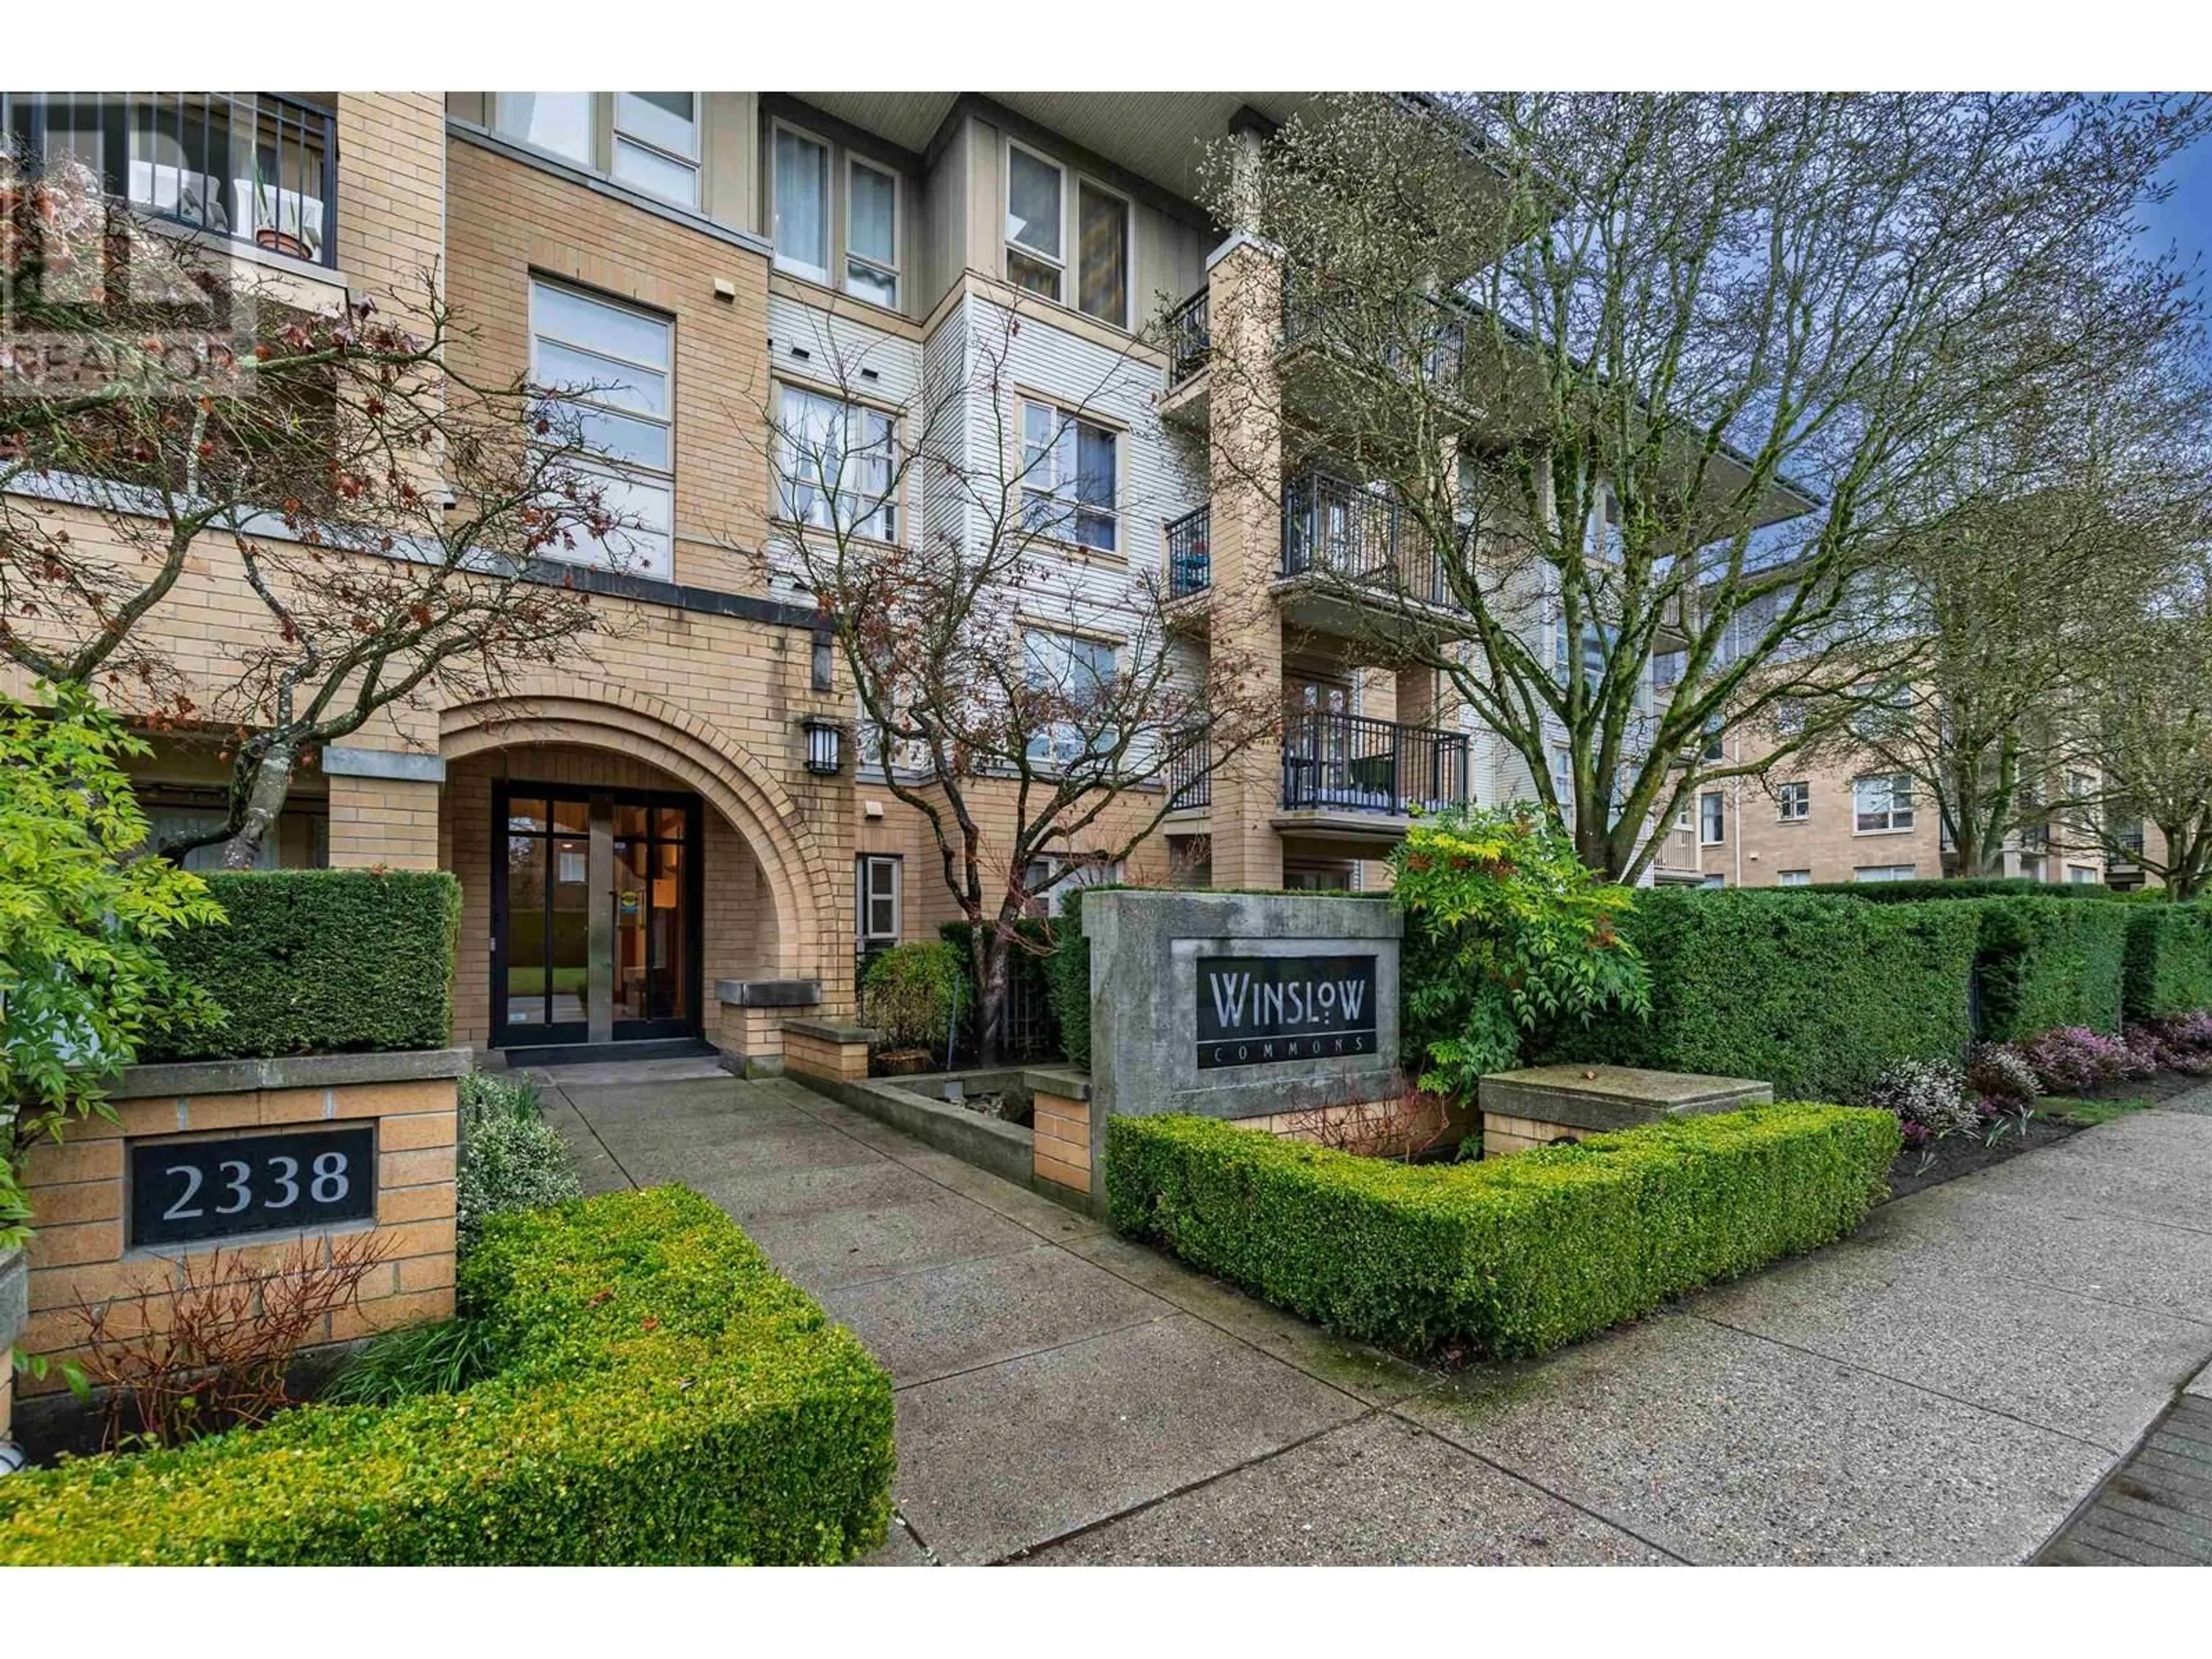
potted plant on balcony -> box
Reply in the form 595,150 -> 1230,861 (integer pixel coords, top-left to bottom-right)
243,153 -> 319,262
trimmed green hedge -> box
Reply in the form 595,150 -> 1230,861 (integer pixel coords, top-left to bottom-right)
1975,897 -> 2128,1040
1540,889 -> 1981,1102
0,1188 -> 895,1564
1801,876 -> 2120,903
2123,904 -> 2212,1022
146,869 -> 460,1060
1108,1105 -> 1899,1359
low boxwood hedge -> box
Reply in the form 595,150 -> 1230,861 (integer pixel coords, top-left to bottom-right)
2123,904 -> 2212,1022
0,1187 -> 895,1565
1540,888 -> 1981,1102
1108,1105 -> 1899,1359
146,869 -> 460,1060
1802,876 -> 2115,903
1975,897 -> 2128,1040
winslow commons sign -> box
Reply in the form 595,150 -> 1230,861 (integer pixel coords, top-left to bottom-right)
1195,955 -> 1378,1069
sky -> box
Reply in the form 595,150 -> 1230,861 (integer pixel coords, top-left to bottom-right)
2141,131 -> 2212,293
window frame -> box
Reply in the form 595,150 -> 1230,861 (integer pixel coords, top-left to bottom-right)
774,380 -> 900,544
494,92 -> 596,168
855,853 -> 903,947
1698,790 -> 1726,846
1022,625 -> 1120,770
843,153 -> 901,310
1004,139 -> 1068,305
1073,174 -> 1132,328
612,92 -> 700,210
1017,396 -> 1122,556
1002,139 -> 1135,329
1853,863 -> 1918,883
1853,771 -> 1915,834
770,118 -> 834,286
527,276 -> 676,579
1776,780 -> 1811,821
1776,869 -> 1812,887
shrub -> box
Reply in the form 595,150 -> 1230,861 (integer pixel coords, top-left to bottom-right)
1964,1041 -> 2042,1105
937,917 -> 1069,1062
321,1318 -> 500,1407
1043,888 -> 1094,1065
1974,897 -> 2128,1041
1802,876 -> 2114,903
1541,889 -> 1982,1103
1107,1104 -> 1899,1360
0,1188 -> 896,1565
2122,904 -> 2212,1023
861,940 -> 965,1054
145,869 -> 460,1061
456,1073 -> 580,1252
1392,805 -> 1650,1101
1863,1058 -> 1980,1146
2011,1025 -> 2145,1093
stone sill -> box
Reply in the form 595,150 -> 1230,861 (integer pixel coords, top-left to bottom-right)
716,978 -> 822,1009
110,1048 -> 472,1101
783,1018 -> 879,1045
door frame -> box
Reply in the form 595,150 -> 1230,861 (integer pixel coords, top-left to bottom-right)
490,779 -> 706,1050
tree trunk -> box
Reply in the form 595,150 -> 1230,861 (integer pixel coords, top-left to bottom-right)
974,927 -> 1014,1068
220,742 -> 297,869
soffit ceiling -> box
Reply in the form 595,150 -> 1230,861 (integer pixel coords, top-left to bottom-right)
789,92 -> 1320,204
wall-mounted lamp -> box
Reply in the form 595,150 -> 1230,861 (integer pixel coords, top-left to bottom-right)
803,717 -> 844,777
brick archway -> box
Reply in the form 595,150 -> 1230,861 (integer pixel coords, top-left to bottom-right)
440,683 -> 837,991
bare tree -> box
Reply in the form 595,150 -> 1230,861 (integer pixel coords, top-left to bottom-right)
744,301 -> 1276,1062
1199,93 -> 2208,881
1,146 -> 637,866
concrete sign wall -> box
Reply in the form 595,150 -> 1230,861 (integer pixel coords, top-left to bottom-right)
1083,891 -> 1402,1154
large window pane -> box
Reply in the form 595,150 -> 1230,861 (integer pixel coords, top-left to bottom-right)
616,92 -> 695,157
498,93 -> 593,165
849,160 -> 896,266
531,338 -> 667,418
533,283 -> 669,369
1078,183 -> 1128,324
1006,147 -> 1062,257
774,127 -> 829,279
613,137 -> 697,207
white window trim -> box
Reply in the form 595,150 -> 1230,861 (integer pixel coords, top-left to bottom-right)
528,276 -> 675,579
1018,396 -> 1122,558
1777,781 -> 1811,822
770,118 -> 834,286
494,92 -> 597,169
857,854 -> 902,946
1003,138 -> 1136,331
1852,771 -> 1916,835
1777,869 -> 1813,887
1005,139 -> 1067,300
844,154 -> 901,310
612,93 -> 701,210
1698,791 -> 1726,846
774,380 -> 901,545
1072,174 -> 1133,329
1022,625 -> 1122,770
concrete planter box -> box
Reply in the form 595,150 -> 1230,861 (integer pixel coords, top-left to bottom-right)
1479,1065 -> 1772,1157
791,1067 -> 1044,1194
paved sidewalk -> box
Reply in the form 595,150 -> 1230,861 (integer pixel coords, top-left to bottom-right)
529,1063 -> 2212,1566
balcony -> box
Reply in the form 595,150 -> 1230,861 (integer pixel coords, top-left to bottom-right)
1281,467 -> 1462,613
1166,503 -> 1211,599
1,92 -> 337,267
1275,711 -> 1470,847
1166,727 -> 1211,812
1165,288 -> 1210,388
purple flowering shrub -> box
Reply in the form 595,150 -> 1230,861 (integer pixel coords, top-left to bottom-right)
2012,1026 -> 2143,1093
1965,1042 -> 2041,1105
1865,1058 -> 1982,1147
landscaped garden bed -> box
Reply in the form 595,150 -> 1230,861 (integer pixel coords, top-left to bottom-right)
0,1187 -> 895,1565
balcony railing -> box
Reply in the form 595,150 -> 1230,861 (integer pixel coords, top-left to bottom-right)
1,92 -> 338,267
1166,503 -> 1211,598
1281,467 -> 1460,611
1166,728 -> 1211,810
1281,711 -> 1471,817
1164,287 -> 1210,387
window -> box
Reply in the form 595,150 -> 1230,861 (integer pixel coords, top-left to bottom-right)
2020,854 -> 2047,882
2112,816 -> 2146,858
1699,791 -> 1725,845
1702,716 -> 1725,763
1771,699 -> 1806,738
1853,772 -> 1914,833
1777,869 -> 1812,887
496,93 -> 593,165
1551,748 -> 1574,820
1077,180 -> 1129,325
613,92 -> 698,208
1652,649 -> 1685,690
1700,874 -> 1727,889
1005,144 -> 1065,303
772,124 -> 830,283
1854,863 -> 1916,882
2067,865 -> 2099,885
1023,628 -> 1117,766
856,854 -> 902,946
846,158 -> 899,308
529,279 -> 674,577
143,809 -> 280,872
1554,621 -> 1613,684
777,384 -> 897,540
1020,400 -> 1118,553
1777,781 -> 1810,821
1022,853 -> 1124,918
1675,799 -> 1692,832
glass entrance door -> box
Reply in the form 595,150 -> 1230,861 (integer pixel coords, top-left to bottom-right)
492,783 -> 702,1048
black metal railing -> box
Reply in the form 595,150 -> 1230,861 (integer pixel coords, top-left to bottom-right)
1280,466 -> 1460,610
1280,711 -> 1471,816
1,92 -> 338,267
1166,728 -> 1211,810
1166,503 -> 1211,598
1164,287 -> 1210,386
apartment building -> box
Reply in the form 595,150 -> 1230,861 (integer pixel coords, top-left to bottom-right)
1,89 -> 1535,1068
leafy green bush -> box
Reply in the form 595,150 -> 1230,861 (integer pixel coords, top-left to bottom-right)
1044,889 -> 1094,1065
1974,897 -> 2128,1040
861,940 -> 965,1054
145,869 -> 460,1060
1392,805 -> 1649,1100
1802,876 -> 2115,903
1108,1104 -> 1899,1359
0,1188 -> 896,1564
320,1317 -> 499,1407
456,1073 -> 580,1252
1541,889 -> 1982,1102
2122,903 -> 2212,1022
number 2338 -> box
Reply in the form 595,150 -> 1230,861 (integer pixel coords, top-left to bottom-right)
129,1127 -> 377,1246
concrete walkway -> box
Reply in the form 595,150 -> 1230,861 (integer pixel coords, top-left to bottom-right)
528,1060 -> 2212,1566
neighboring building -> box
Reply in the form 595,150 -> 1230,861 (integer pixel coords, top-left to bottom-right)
1,89 -> 1538,1068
